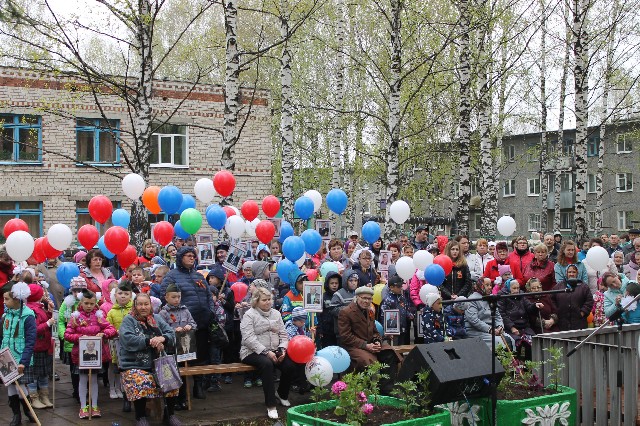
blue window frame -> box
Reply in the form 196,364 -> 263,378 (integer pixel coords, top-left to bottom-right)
76,118 -> 120,165
588,137 -> 600,157
0,114 -> 42,163
76,200 -> 121,236
0,201 -> 43,242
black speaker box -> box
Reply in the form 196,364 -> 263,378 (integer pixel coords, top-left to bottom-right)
397,338 -> 504,405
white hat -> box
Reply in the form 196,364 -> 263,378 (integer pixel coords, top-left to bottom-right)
424,292 -> 441,308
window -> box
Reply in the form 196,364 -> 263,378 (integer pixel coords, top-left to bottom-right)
617,173 -> 633,192
617,134 -> 632,153
150,123 -> 187,167
548,174 -> 555,193
504,145 -> 515,162
562,139 -> 573,156
559,173 -> 573,191
587,211 -> 596,231
587,174 -> 596,193
148,212 -> 179,226
76,118 -> 120,164
526,143 -> 538,162
617,211 -> 633,231
471,179 -> 480,197
0,114 -> 42,163
503,179 -> 516,197
76,201 -> 121,236
528,213 -> 541,231
471,213 -> 482,231
527,178 -> 540,196
587,138 -> 600,157
0,202 -> 42,242
560,211 -> 574,231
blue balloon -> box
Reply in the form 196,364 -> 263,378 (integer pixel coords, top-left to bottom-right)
56,262 -> 81,290
174,220 -> 191,239
206,205 -> 227,230
317,346 -> 351,374
158,186 -> 183,215
301,229 -> 322,255
97,236 -> 115,259
424,263 -> 446,286
111,208 -> 130,228
362,221 -> 381,244
178,194 -> 196,214
326,189 -> 348,215
294,196 -> 314,220
282,236 -> 305,262
320,261 -> 339,278
279,220 -> 294,243
375,320 -> 384,336
277,259 -> 297,282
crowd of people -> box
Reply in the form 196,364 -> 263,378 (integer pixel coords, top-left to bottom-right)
2,227 -> 640,424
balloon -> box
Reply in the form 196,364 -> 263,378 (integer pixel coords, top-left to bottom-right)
375,321 -> 384,336
419,284 -> 440,305
122,173 -> 146,200
305,357 -> 333,387
245,220 -> 257,238
262,195 -> 281,218
40,237 -> 62,260
153,221 -> 174,246
225,215 -> 245,239
158,186 -> 183,215
32,238 -> 46,264
88,195 -> 113,224
97,236 -> 115,259
117,245 -> 138,269
304,190 -> 323,213
178,194 -> 196,214
3,218 -> 28,239
111,209 -> 131,228
395,256 -> 416,280
424,264 -> 446,286
47,223 -> 73,251
174,220 -> 191,240
255,220 -> 276,244
294,196 -> 314,220
326,189 -> 348,215
413,250 -> 434,271
305,269 -> 319,281
180,208 -> 202,234
433,254 -> 453,276
194,178 -> 215,204
416,269 -> 425,280
104,226 -> 129,255
585,246 -> 609,271
288,335 -> 315,364
241,200 -> 259,221
320,261 -> 339,278
316,346 -> 350,374
361,221 -> 381,244
223,206 -> 236,218
231,282 -> 248,303
142,186 -> 161,214
213,170 -> 236,197
301,229 -> 322,255
206,205 -> 228,230
56,262 -> 80,290
5,230 -> 34,262
497,215 -> 517,237
279,221 -> 294,243
389,200 -> 410,224
373,283 -> 385,305
283,236 -> 306,262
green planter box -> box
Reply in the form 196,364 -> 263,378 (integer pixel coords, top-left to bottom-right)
287,395 -> 451,426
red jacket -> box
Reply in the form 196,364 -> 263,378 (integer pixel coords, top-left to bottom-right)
483,258 -> 510,283
26,301 -> 53,353
507,250 -> 534,282
522,259 -> 556,291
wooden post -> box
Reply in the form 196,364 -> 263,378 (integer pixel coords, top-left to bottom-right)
185,361 -> 191,411
16,383 -> 41,426
52,339 -> 55,410
88,370 -> 92,421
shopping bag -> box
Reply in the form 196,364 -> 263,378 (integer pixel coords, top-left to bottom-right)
153,352 -> 183,393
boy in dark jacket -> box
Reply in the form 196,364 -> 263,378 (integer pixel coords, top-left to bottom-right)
319,272 -> 340,348
380,274 -> 413,344
421,292 -> 445,344
443,296 -> 468,339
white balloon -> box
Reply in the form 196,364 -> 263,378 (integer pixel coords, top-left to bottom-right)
230,206 -> 240,216
194,178 -> 216,204
305,356 -> 333,387
496,215 -> 517,236
416,269 -> 425,280
396,256 -> 416,280
413,250 -> 434,270
304,190 -> 323,212
419,284 -> 440,305
122,173 -> 146,200
389,200 -> 410,224
296,255 -> 305,267
585,246 -> 609,271
245,220 -> 257,238
225,215 -> 245,238
6,230 -> 34,262
47,223 -> 73,251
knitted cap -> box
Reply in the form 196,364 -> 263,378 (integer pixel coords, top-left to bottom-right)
252,279 -> 270,290
498,264 -> 512,276
291,306 -> 307,321
424,292 -> 441,308
70,276 -> 87,290
27,284 -> 44,303
73,251 -> 87,263
251,261 -> 269,278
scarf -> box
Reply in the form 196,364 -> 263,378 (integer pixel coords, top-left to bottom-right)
130,302 -> 158,329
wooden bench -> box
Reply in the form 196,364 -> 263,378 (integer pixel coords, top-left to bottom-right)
392,344 -> 416,359
179,363 -> 257,410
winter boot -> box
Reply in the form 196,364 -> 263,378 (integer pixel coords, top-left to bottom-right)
20,397 -> 37,423
192,378 -> 205,400
9,395 -> 21,426
29,391 -> 47,409
38,389 -> 53,408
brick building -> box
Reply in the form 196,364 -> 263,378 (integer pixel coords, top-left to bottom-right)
0,66 -> 272,241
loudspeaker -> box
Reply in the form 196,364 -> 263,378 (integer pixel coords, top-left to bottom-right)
397,338 -> 504,405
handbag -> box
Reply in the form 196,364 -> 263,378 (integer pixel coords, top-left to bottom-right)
153,352 -> 183,393
209,317 -> 229,347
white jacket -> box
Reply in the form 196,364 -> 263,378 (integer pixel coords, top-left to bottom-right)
466,252 -> 494,282
240,307 -> 289,361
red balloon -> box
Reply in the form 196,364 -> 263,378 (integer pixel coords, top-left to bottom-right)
153,221 -> 174,246
77,224 -> 100,250
88,195 -> 113,224
305,269 -> 319,281
223,206 -> 236,218
31,237 -> 46,264
288,335 -> 315,364
241,200 -> 259,221
117,245 -> 138,269
255,220 -> 275,244
262,195 -> 281,218
3,218 -> 29,239
230,282 -> 248,303
42,237 -> 63,259
433,254 -> 454,276
104,226 -> 130,255
213,170 -> 236,197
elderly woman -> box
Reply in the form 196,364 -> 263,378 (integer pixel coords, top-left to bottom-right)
523,244 -> 556,291
465,277 -> 514,349
81,249 -> 114,294
240,287 -> 302,420
119,293 -> 180,426
497,279 -> 542,360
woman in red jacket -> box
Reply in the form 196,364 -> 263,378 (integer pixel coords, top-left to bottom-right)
523,244 -> 556,291
507,236 -> 535,282
483,241 -> 510,283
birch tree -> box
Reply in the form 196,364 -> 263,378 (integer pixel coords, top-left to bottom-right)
279,0 -> 294,218
538,0 -> 549,233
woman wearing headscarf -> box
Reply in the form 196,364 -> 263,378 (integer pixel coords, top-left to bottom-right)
464,277 -> 513,349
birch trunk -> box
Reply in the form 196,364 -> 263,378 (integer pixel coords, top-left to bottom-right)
222,0 -> 239,175
478,17 -> 495,237
492,41 -> 508,236
539,0 -> 549,233
331,0 -> 346,190
280,0 -> 294,220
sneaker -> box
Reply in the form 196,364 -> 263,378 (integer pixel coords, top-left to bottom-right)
110,388 -> 118,399
91,406 -> 101,418
224,376 -> 233,384
115,388 -> 123,399
254,379 -> 262,387
275,394 -> 291,407
79,406 -> 90,419
243,379 -> 253,388
207,383 -> 222,392
267,407 -> 279,419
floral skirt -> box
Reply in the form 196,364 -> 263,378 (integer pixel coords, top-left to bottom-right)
120,368 -> 179,401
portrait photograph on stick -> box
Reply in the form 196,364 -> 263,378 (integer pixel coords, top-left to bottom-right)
0,348 -> 21,385
79,336 -> 102,369
384,309 -> 400,335
303,281 -> 323,313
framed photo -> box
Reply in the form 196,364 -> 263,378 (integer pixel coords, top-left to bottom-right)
268,218 -> 282,238
198,243 -> 214,265
303,281 -> 323,312
223,244 -> 245,273
175,330 -> 197,363
315,220 -> 331,239
350,243 -> 365,262
79,336 -> 102,369
0,348 -> 21,385
417,309 -> 424,338
378,250 -> 391,271
197,233 -> 212,243
380,270 -> 389,283
269,271 -> 281,290
272,254 -> 282,263
384,309 -> 400,335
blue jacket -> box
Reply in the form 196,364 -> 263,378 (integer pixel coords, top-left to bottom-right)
118,314 -> 175,371
554,262 -> 588,285
380,291 -> 411,333
421,306 -> 445,344
624,304 -> 640,324
161,247 -> 214,329
443,305 -> 467,339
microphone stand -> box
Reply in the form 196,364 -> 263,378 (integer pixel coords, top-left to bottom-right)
442,287 -> 572,426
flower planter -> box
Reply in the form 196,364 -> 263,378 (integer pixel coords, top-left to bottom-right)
287,395 -> 451,426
